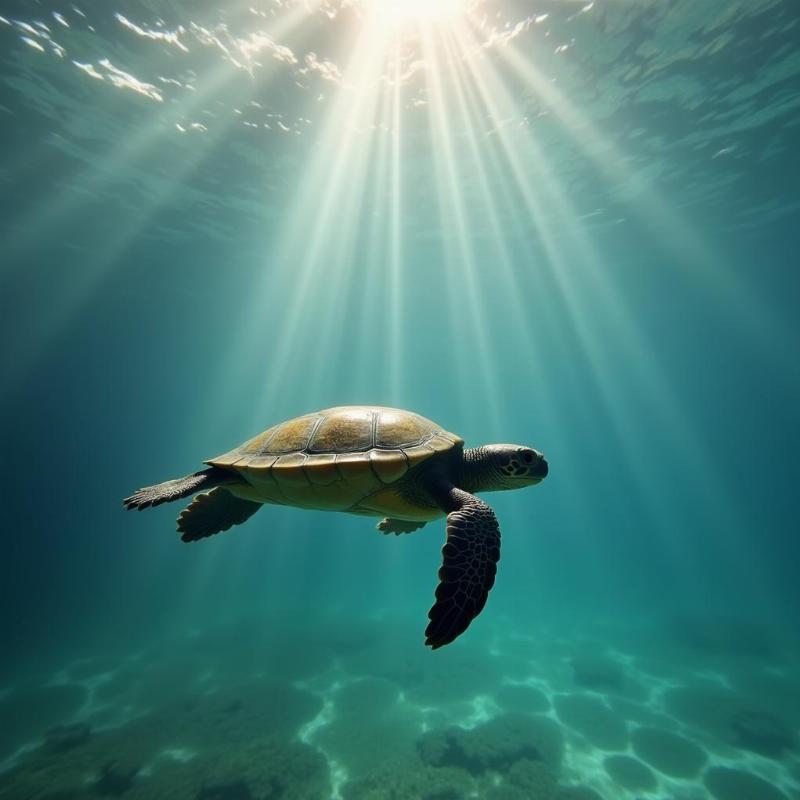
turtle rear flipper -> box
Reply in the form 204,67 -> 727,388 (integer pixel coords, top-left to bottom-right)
178,488 -> 262,542
124,467 -> 235,510
377,518 -> 427,535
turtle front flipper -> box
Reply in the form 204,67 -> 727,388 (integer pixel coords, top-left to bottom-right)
425,487 -> 500,649
178,488 -> 262,542
377,518 -> 427,535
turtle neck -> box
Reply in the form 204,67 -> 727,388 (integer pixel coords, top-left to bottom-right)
461,447 -> 507,494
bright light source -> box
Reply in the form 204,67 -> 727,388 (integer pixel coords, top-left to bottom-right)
370,0 -> 468,26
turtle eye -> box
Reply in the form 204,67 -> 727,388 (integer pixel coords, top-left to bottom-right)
521,450 -> 534,463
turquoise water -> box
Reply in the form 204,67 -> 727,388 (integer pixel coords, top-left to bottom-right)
1,1 -> 799,798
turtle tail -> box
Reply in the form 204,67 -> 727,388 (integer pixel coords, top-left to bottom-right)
123,467 -> 234,511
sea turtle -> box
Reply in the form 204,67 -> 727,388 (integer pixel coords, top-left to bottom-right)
124,405 -> 548,648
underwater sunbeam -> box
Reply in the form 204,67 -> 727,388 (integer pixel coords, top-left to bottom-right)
369,0 -> 469,26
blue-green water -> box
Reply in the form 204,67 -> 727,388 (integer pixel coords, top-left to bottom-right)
1,1 -> 799,798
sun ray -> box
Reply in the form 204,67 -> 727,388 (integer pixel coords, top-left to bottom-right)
418,23 -> 505,431
2,0 -> 318,266
438,29 -> 564,443
350,86 -> 396,399
454,25 -> 631,434
387,47 -> 405,404
0,0 -> 325,401
202,14 -> 393,432
494,35 -> 793,370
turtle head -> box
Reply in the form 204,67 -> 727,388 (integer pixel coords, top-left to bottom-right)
490,445 -> 548,487
465,444 -> 548,492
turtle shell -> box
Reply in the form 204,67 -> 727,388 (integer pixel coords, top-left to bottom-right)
206,406 -> 463,512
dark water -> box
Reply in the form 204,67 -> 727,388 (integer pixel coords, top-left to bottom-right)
1,1 -> 799,798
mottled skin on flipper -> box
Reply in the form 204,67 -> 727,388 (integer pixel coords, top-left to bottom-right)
423,486 -> 501,650
178,488 -> 262,542
123,406 -> 548,649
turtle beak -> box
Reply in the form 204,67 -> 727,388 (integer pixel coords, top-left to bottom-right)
530,452 -> 548,481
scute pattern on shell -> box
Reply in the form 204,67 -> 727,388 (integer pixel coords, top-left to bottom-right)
310,407 -> 373,453
206,406 -> 462,490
